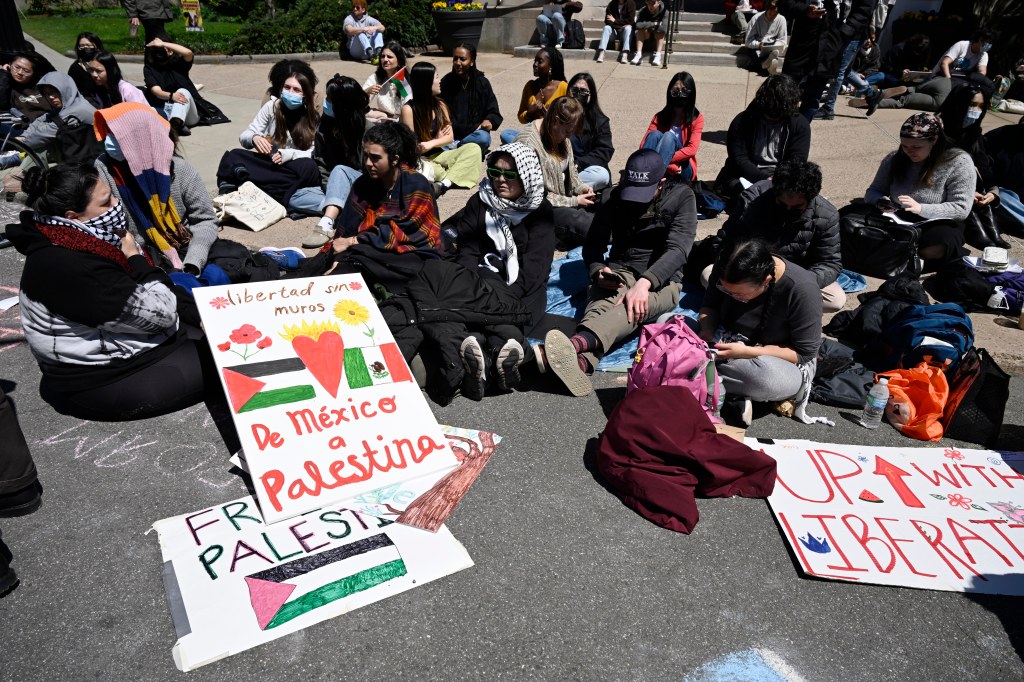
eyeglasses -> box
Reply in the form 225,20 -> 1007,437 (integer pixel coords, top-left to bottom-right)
716,281 -> 765,302
10,64 -> 32,76
570,87 -> 591,101
486,167 -> 520,181
670,88 -> 690,97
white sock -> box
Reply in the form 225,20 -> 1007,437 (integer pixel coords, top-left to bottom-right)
317,216 -> 335,233
441,179 -> 452,188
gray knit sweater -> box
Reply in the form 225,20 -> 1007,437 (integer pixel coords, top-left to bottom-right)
864,149 -> 975,221
95,156 -> 220,271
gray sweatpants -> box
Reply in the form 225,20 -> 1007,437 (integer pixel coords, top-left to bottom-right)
717,355 -> 804,402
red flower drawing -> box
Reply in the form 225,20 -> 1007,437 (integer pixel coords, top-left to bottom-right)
947,493 -> 972,510
230,324 -> 262,344
209,296 -> 231,309
256,337 -> 273,349
349,281 -> 363,290
944,448 -> 964,461
217,341 -> 231,351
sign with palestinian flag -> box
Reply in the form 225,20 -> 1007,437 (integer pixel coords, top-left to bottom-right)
194,276 -> 459,524
152,496 -> 472,671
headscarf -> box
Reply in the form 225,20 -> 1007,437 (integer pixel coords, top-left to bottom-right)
94,102 -> 191,269
900,112 -> 943,140
476,142 -> 545,284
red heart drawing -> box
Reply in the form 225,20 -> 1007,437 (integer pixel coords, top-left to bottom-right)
291,331 -> 345,398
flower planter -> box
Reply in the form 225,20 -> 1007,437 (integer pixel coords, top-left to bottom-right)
431,9 -> 486,56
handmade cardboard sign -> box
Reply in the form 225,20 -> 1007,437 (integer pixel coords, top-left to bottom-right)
194,276 -> 459,524
153,498 -> 473,671
762,439 -> 1024,594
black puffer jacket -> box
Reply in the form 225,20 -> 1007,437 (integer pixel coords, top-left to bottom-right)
823,272 -> 928,346
712,179 -> 841,289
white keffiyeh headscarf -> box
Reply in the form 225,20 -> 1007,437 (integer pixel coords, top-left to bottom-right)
477,142 -> 545,285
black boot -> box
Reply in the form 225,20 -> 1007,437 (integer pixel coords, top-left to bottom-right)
964,209 -> 995,249
978,204 -> 1010,249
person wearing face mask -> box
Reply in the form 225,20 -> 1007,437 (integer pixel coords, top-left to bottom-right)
8,162 -> 216,421
702,158 -> 843,312
938,85 -> 1007,249
566,72 -> 613,191
536,149 -> 696,397
698,239 -> 822,426
936,29 -> 997,96
67,32 -> 104,103
439,43 -> 503,154
714,74 -> 810,209
401,61 -> 482,198
216,69 -> 321,210
640,71 -> 703,183
94,103 -> 220,274
143,34 -> 229,132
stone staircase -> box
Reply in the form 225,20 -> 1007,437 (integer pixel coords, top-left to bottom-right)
509,11 -> 741,66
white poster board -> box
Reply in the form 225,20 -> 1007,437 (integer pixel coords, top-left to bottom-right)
153,498 -> 473,671
762,439 -> 1024,594
193,276 -> 459,524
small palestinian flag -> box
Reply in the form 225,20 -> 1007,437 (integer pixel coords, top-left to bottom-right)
387,67 -> 409,99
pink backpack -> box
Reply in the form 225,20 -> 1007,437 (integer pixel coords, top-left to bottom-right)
626,316 -> 721,421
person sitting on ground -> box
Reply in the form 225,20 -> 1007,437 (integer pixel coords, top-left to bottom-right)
294,74 -> 369,248
9,162 -> 216,421
143,33 -> 229,132
343,0 -> 385,63
938,84 -> 1008,249
363,41 -> 409,124
439,43 -> 502,154
536,1 -> 567,50
215,66 -> 321,211
500,48 -> 568,145
515,96 -> 598,247
639,71 -> 703,182
703,158 -> 844,312
935,28 -> 996,95
842,26 -> 881,97
401,61 -> 483,198
416,142 -> 554,402
631,0 -> 669,67
566,72 -> 614,191
876,33 -> 931,89
67,32 -> 104,104
86,51 -> 148,108
714,74 -> 810,207
94,103 -> 220,274
262,58 -> 318,104
0,51 -> 56,134
743,0 -> 787,73
594,0 -> 636,65
699,238 -> 822,426
326,121 -> 442,295
14,72 -> 97,166
726,0 -> 763,37
983,115 -> 1024,231
864,112 -> 974,271
1004,57 -> 1024,102
538,149 -> 697,397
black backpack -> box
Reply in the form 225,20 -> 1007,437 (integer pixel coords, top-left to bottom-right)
563,19 -> 586,49
53,114 -> 102,165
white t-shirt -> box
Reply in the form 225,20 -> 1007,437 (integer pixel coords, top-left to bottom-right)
344,14 -> 382,49
936,40 -> 988,76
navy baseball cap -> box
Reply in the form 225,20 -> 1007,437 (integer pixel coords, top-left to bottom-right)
619,149 -> 666,203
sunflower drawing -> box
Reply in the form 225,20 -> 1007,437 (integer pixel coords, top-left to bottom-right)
334,299 -> 376,342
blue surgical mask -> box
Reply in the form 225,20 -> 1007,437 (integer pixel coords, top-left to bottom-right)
982,43 -> 993,52
322,99 -> 334,117
280,91 -> 304,110
963,109 -> 983,127
104,134 -> 125,162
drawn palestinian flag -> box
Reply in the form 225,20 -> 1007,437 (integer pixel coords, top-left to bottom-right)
244,534 -> 407,630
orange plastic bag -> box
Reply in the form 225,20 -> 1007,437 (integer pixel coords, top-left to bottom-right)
879,363 -> 949,441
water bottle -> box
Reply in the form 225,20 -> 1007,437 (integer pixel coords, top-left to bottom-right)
860,377 -> 889,429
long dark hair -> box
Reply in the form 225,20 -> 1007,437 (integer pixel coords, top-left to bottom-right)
21,163 -> 101,218
374,41 -> 407,84
144,33 -> 177,67
938,83 -> 989,152
272,70 -> 318,151
656,71 -> 699,127
75,32 -> 105,57
364,120 -> 420,170
91,51 -> 125,102
567,71 -> 606,137
324,74 -> 369,167
536,47 -> 566,83
408,61 -> 448,143
720,239 -> 777,341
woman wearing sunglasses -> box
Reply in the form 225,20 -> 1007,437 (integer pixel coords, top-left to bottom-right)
566,72 -> 613,191
697,238 -> 821,426
639,71 -> 703,182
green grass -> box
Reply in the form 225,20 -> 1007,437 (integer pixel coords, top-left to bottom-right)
22,8 -> 240,55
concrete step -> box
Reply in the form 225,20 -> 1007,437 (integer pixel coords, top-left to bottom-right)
580,27 -> 730,43
511,45 -> 740,66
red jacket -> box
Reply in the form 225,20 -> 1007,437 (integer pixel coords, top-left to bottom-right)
640,111 -> 704,180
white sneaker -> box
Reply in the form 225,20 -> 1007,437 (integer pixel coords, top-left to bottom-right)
619,50 -> 629,64
651,52 -> 662,67
595,49 -> 605,63
630,51 -> 642,65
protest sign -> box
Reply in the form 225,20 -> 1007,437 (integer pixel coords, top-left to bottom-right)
153,499 -> 472,671
181,0 -> 204,31
762,439 -> 1024,594
194,276 -> 459,524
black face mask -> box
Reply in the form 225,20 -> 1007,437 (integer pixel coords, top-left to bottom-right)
77,47 -> 97,62
669,93 -> 688,106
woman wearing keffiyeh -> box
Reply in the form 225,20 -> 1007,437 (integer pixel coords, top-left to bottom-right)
93,102 -> 220,274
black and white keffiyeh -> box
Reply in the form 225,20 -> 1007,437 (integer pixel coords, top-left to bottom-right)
38,200 -> 128,246
477,142 -> 545,285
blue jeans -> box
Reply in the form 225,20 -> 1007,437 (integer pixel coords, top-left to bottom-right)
162,88 -> 199,127
446,128 -> 492,152
288,165 -> 362,214
500,129 -> 520,145
578,165 -> 610,190
349,32 -> 384,61
999,189 -> 1024,229
536,12 -> 566,47
642,129 -> 681,168
820,40 -> 861,114
846,70 -> 885,96
598,25 -> 632,52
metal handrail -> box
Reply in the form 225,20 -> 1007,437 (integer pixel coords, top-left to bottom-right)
663,0 -> 684,68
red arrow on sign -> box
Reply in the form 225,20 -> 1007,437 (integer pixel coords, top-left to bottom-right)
873,456 -> 925,508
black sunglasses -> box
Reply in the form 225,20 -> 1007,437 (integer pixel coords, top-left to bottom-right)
570,87 -> 591,100
486,166 -> 520,181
